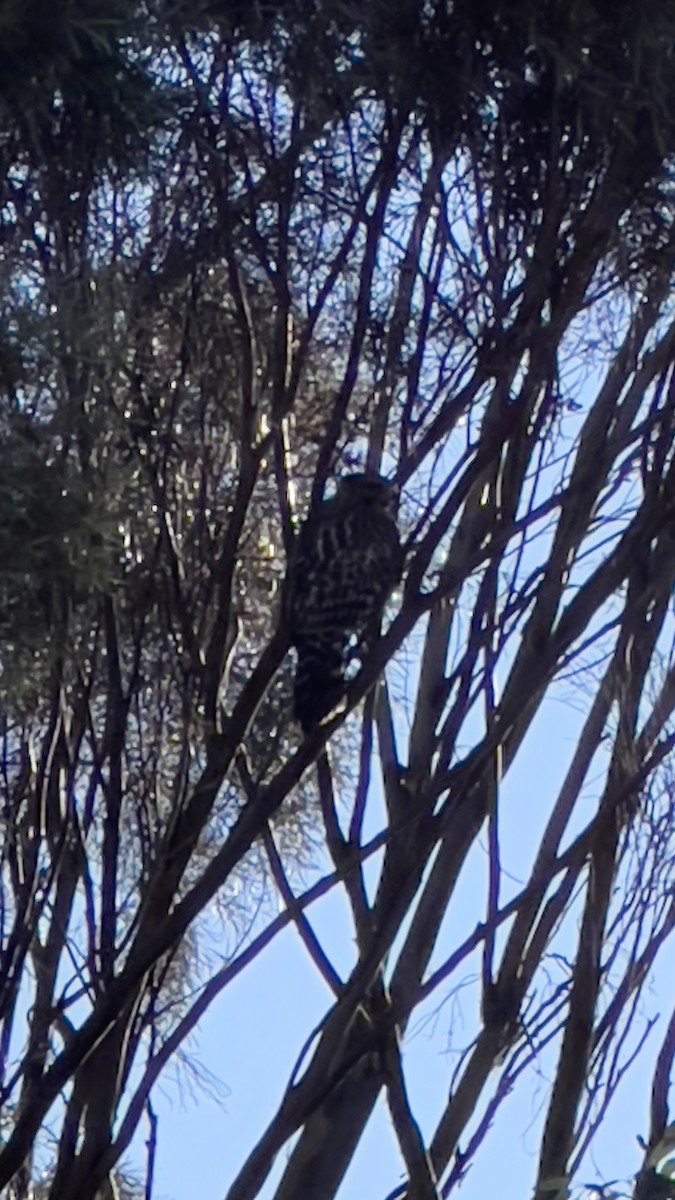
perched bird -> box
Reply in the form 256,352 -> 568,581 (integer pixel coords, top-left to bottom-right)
289,473 -> 402,732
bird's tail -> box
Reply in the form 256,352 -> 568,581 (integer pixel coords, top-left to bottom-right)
293,641 -> 344,733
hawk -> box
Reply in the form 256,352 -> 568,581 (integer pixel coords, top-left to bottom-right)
289,473 -> 402,732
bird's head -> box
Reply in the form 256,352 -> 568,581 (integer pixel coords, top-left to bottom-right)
335,473 -> 399,517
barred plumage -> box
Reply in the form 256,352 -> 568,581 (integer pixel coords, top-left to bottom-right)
289,474 -> 402,732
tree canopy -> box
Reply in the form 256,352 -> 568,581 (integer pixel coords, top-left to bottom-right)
1,1 -> 675,1198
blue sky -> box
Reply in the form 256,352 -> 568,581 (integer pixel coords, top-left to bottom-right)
129,681 -> 672,1200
